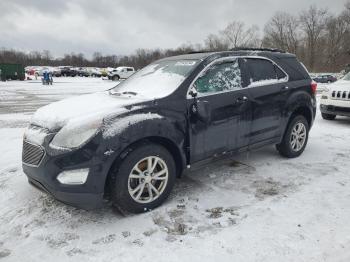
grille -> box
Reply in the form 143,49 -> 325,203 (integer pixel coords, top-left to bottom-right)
22,141 -> 45,166
331,90 -> 350,100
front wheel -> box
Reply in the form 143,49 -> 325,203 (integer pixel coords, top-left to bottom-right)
321,113 -> 336,120
276,115 -> 309,158
112,75 -> 120,81
111,143 -> 176,214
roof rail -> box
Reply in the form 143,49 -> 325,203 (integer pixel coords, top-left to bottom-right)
186,50 -> 212,54
230,47 -> 286,53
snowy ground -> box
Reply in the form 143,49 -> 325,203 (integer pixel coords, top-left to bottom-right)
0,78 -> 350,262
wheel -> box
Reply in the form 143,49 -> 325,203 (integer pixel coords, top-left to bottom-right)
112,75 -> 120,81
276,115 -> 309,158
111,143 -> 176,214
321,113 -> 336,120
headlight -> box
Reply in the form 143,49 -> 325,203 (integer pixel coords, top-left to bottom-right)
50,118 -> 101,149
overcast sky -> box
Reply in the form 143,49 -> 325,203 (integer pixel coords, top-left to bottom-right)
0,0 -> 348,58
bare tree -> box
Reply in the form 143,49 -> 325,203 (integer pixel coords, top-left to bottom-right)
299,5 -> 329,71
220,21 -> 260,48
204,34 -> 228,51
322,15 -> 349,71
263,12 -> 300,54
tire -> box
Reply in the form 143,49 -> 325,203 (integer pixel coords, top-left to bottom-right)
276,115 -> 309,158
111,142 -> 176,214
321,113 -> 336,120
112,75 -> 120,81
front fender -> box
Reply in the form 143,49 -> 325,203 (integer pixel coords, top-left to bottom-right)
101,113 -> 187,167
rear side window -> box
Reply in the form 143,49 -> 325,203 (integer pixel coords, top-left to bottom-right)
243,58 -> 287,87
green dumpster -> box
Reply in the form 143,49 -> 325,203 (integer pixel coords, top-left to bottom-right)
0,63 -> 25,81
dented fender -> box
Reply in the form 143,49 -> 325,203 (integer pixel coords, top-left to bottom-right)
100,112 -> 187,172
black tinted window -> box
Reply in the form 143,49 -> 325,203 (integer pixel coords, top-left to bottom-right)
244,58 -> 287,86
276,66 -> 287,80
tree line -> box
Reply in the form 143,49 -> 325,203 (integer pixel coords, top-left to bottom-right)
0,2 -> 349,73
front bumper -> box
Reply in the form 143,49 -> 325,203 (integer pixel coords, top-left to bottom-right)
320,104 -> 350,117
27,175 -> 104,209
22,138 -> 115,210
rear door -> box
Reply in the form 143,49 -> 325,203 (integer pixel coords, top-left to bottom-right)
241,57 -> 289,145
188,58 -> 252,162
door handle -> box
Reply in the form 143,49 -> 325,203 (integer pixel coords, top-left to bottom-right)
281,86 -> 289,91
235,96 -> 249,104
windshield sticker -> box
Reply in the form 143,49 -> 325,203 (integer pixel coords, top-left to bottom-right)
175,61 -> 196,66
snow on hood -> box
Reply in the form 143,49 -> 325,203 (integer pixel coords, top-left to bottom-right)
327,80 -> 350,92
31,91 -> 146,130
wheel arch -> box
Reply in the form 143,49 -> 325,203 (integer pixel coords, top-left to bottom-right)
280,104 -> 313,143
103,135 -> 186,199
289,105 -> 313,127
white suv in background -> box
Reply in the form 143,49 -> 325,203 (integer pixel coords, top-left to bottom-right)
108,66 -> 135,81
320,72 -> 350,120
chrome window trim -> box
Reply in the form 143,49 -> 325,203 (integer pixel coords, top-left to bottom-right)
187,55 -> 290,99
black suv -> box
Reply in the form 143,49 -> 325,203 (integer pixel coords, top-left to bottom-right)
22,49 -> 316,213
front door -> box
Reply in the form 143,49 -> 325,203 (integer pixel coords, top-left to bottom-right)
188,58 -> 252,163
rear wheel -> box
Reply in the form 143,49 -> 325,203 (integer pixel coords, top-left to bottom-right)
111,143 -> 176,214
112,75 -> 120,81
321,113 -> 336,120
276,115 -> 309,158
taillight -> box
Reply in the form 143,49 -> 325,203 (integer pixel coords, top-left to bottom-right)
311,81 -> 317,94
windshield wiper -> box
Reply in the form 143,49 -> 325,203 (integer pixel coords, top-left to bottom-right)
121,91 -> 138,96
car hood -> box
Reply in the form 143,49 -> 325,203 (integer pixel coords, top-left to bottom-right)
31,91 -> 147,131
327,80 -> 350,92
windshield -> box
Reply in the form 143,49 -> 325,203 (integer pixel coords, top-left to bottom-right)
110,59 -> 199,98
343,72 -> 350,81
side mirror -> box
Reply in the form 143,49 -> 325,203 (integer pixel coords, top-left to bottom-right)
196,100 -> 211,123
188,85 -> 198,98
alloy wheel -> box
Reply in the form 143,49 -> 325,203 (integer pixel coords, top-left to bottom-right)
290,122 -> 307,152
127,156 -> 169,204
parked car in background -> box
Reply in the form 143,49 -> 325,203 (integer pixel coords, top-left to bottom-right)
108,66 -> 135,81
320,72 -> 350,120
313,74 -> 337,83
100,68 -> 109,77
52,68 -> 62,77
89,68 -> 102,77
22,49 -> 316,213
60,67 -> 78,77
77,68 -> 90,77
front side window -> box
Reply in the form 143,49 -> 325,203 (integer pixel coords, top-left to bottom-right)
194,59 -> 242,95
110,59 -> 199,98
244,58 -> 287,87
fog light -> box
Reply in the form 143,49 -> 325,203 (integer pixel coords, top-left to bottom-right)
57,169 -> 89,185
